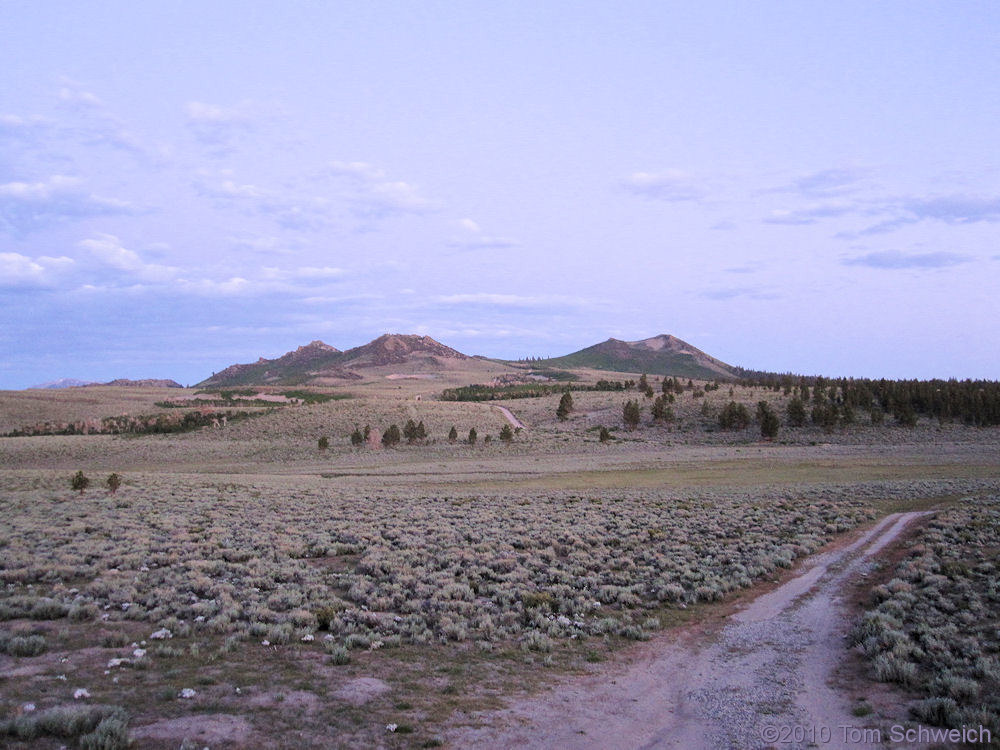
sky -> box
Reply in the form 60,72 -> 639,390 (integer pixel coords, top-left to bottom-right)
1,1 -> 998,388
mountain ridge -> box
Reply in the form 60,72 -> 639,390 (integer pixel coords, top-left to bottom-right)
528,334 -> 738,380
197,334 -> 471,387
196,332 -> 737,388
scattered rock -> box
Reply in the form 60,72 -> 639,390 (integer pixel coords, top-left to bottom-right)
179,688 -> 197,699
73,688 -> 90,699
150,628 -> 172,640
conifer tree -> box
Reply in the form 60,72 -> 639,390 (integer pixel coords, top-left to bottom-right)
556,391 -> 574,420
623,400 -> 641,430
71,471 -> 90,495
757,401 -> 780,439
786,398 -> 806,427
382,424 -> 401,447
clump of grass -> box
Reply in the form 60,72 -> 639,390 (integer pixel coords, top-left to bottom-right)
851,701 -> 873,717
0,630 -> 47,656
0,705 -> 127,747
325,643 -> 350,665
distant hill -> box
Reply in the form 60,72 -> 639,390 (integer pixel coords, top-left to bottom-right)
28,377 -> 183,389
198,334 -> 471,388
531,334 -> 738,380
95,379 -> 184,388
29,378 -> 97,389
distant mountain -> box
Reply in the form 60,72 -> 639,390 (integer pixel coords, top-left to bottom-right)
29,378 -> 97,389
96,379 -> 184,388
534,334 -> 738,380
198,334 -> 470,387
340,334 -> 469,368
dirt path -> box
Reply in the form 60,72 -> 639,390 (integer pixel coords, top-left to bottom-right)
494,405 -> 525,430
445,512 -> 929,749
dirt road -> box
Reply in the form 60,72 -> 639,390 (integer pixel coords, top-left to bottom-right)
446,512 -> 929,749
494,405 -> 525,430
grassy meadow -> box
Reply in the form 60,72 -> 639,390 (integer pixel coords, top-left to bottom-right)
2,377 -> 999,748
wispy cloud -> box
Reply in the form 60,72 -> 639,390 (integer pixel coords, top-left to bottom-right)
56,78 -> 104,110
775,167 -> 867,197
841,250 -> 971,269
184,100 -> 259,155
0,175 -> 135,235
621,169 -> 704,201
196,173 -> 333,230
699,286 -> 778,301
446,217 -> 518,250
327,160 -> 440,219
434,292 -> 589,308
763,201 -> 855,225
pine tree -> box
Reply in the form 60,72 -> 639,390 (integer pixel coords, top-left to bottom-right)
71,470 -> 90,495
382,424 -> 401,447
499,424 -> 513,442
467,427 -> 477,445
416,420 -> 427,441
719,401 -> 751,429
403,419 -> 419,444
318,436 -> 329,450
757,401 -> 780,440
448,425 -> 458,443
786,398 -> 806,427
623,400 -> 641,430
638,373 -> 649,392
652,395 -> 674,422
556,391 -> 574,420
106,473 -> 122,494
350,426 -> 364,446
598,426 -> 612,442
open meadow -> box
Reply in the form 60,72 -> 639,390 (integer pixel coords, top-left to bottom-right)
2,379 -> 999,749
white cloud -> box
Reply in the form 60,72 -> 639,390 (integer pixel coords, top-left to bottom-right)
0,175 -> 135,234
622,170 -> 704,201
327,160 -> 440,219
197,174 -> 333,230
0,252 -> 74,288
175,276 -> 252,296
56,78 -> 104,110
184,100 -> 259,154
435,293 -> 588,308
447,217 -> 519,250
260,265 -> 346,281
79,234 -> 177,282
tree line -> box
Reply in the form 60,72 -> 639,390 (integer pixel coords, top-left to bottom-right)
739,375 -> 1000,428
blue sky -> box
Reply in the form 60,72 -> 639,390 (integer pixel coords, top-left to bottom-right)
2,1 -> 998,387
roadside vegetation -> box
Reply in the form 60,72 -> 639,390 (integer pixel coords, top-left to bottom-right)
852,494 -> 1000,736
